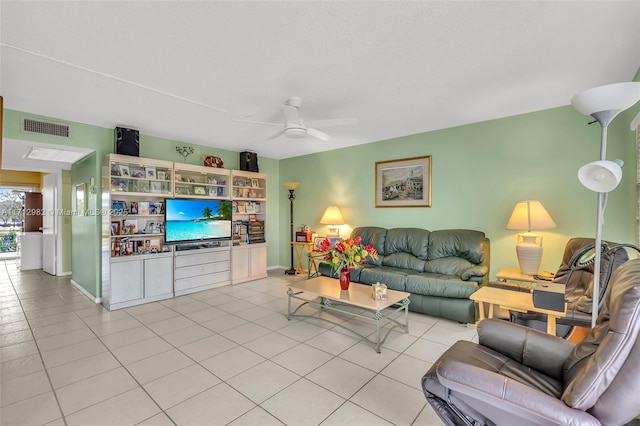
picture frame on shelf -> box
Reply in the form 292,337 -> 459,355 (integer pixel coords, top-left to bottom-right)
174,173 -> 182,182
138,202 -> 150,216
148,238 -> 161,253
194,186 -> 206,196
110,163 -> 121,176
111,200 -> 127,214
251,178 -> 259,188
130,167 -> 145,178
375,155 -> 432,208
216,186 -> 225,197
208,186 -> 217,197
149,202 -> 163,215
122,219 -> 139,234
236,179 -> 244,187
328,236 -> 343,247
157,171 -> 168,181
237,203 -> 246,213
118,164 -> 130,177
129,201 -> 139,215
136,180 -> 150,193
111,179 -> 129,192
111,221 -> 120,236
145,167 -> 156,179
150,181 -> 163,193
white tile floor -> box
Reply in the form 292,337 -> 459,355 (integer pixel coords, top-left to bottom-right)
0,261 -> 479,425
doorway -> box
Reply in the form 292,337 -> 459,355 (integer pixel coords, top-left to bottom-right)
0,186 -> 35,259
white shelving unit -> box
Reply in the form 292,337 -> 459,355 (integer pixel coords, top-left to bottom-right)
101,154 -> 174,310
231,170 -> 267,284
101,155 -> 268,308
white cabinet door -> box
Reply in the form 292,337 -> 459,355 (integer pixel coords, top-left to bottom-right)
249,245 -> 267,278
144,257 -> 173,298
232,246 -> 250,283
110,260 -> 143,304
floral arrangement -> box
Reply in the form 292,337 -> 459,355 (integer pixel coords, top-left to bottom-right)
318,236 -> 379,273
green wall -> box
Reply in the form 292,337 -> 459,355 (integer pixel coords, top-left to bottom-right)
278,103 -> 639,277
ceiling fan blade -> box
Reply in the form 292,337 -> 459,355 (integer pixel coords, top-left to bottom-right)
281,105 -> 301,124
307,128 -> 331,142
266,129 -> 286,140
233,119 -> 282,127
305,117 -> 358,128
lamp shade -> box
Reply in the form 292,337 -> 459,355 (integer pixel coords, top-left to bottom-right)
283,182 -> 300,191
506,200 -> 556,231
578,160 -> 623,193
571,82 -> 640,117
320,206 -> 344,225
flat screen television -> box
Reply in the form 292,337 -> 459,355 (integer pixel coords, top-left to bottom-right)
164,198 -> 232,244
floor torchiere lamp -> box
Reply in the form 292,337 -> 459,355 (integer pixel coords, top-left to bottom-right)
283,182 -> 300,275
571,82 -> 640,328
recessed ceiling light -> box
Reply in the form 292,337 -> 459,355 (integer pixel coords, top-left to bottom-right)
22,146 -> 89,163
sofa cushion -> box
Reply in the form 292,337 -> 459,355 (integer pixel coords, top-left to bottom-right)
351,226 -> 387,266
383,252 -> 426,272
359,266 -> 416,291
424,257 -> 475,277
428,229 -> 487,265
385,228 -> 430,259
406,273 -> 479,299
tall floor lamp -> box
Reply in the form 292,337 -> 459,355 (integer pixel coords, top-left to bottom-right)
571,82 -> 640,328
283,182 -> 300,275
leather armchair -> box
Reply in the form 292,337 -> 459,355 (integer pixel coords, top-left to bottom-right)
510,237 -> 632,337
422,258 -> 640,426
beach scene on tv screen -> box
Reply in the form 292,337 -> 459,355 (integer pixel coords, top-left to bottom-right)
166,200 -> 232,242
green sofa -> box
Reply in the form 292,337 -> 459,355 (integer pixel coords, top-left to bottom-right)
319,226 -> 490,324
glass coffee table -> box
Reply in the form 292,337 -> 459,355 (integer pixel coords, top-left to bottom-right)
287,276 -> 410,353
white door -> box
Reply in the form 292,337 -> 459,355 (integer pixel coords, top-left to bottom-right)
42,173 -> 57,275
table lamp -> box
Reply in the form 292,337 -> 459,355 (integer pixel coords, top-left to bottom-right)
320,206 -> 344,236
506,200 -> 556,275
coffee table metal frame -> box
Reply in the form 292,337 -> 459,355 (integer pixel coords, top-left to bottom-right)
286,279 -> 410,353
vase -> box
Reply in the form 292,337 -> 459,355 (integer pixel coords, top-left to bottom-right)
339,267 -> 350,290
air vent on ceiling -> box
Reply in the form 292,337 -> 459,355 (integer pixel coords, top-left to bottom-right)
22,117 -> 71,138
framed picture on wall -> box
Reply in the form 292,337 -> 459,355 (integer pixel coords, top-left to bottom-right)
375,155 -> 432,208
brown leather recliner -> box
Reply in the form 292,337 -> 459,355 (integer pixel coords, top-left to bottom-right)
510,237 -> 631,337
422,258 -> 640,426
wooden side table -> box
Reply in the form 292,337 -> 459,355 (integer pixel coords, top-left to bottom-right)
496,267 -> 554,282
470,286 -> 567,335
307,251 -> 325,278
291,242 -> 313,275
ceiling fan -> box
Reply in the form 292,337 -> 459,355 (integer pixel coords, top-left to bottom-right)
235,97 -> 356,142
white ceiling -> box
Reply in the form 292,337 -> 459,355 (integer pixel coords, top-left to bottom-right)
1,1 -> 639,161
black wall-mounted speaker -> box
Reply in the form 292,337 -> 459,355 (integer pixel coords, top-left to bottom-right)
240,151 -> 259,172
115,127 -> 140,157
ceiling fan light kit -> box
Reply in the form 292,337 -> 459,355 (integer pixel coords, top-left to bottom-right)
235,96 -> 356,142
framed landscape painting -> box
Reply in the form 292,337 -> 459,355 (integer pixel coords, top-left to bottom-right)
375,156 -> 431,207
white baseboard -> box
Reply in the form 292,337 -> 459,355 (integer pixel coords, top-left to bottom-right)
267,265 -> 288,270
57,271 -> 72,277
70,279 -> 102,303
